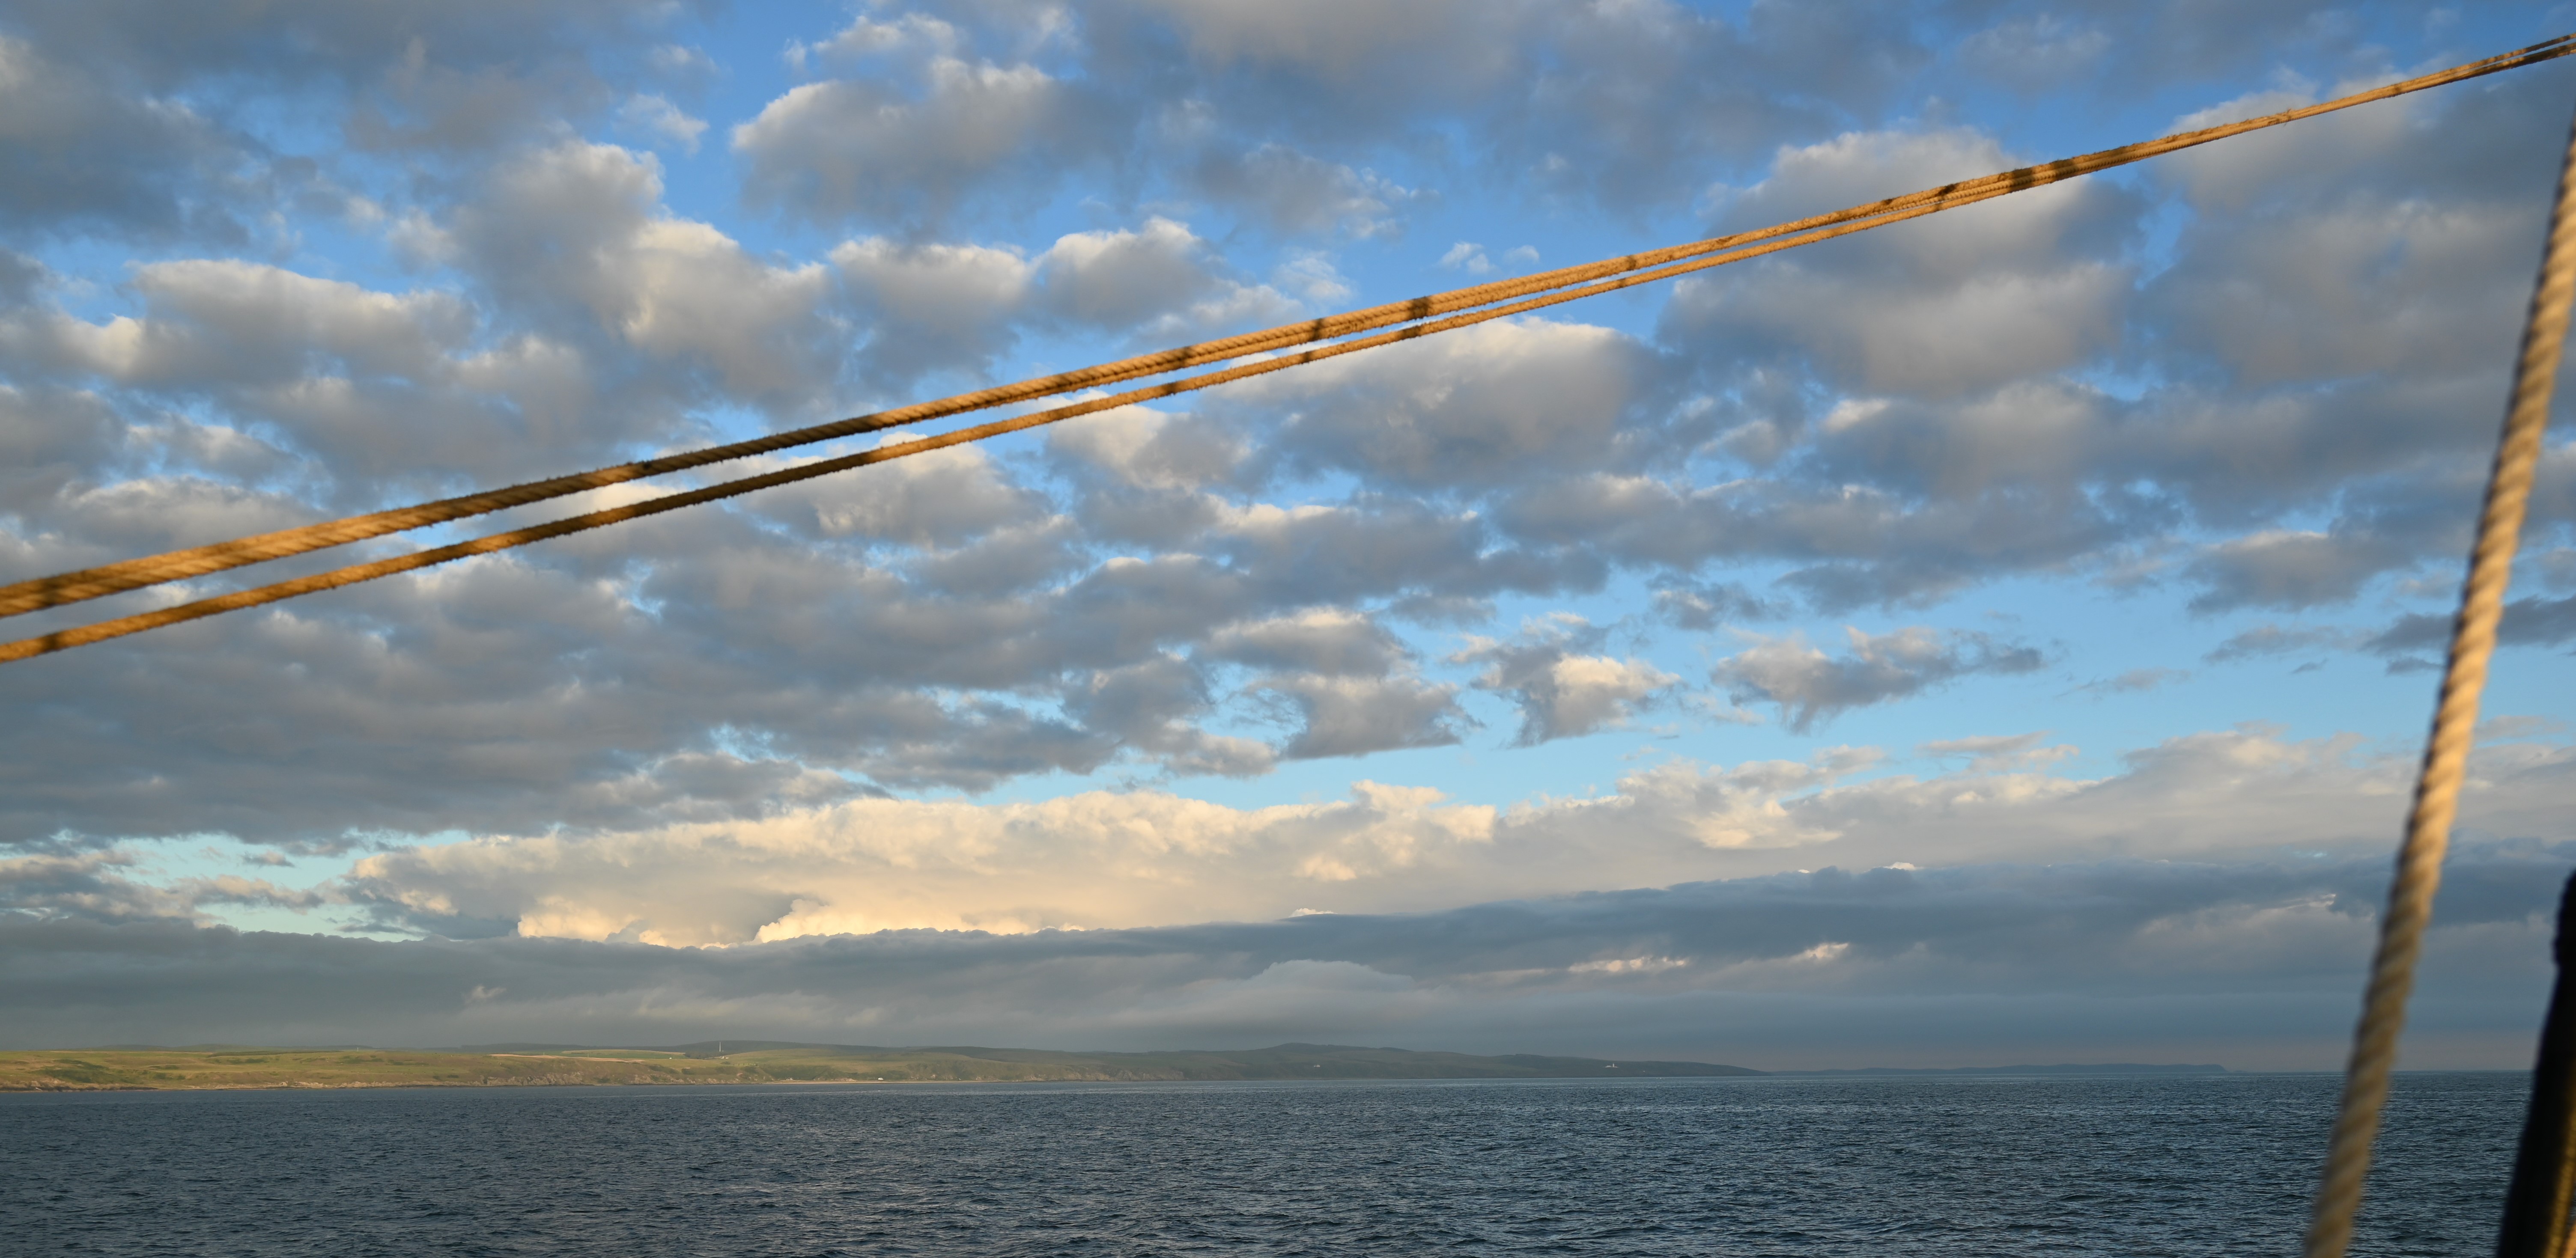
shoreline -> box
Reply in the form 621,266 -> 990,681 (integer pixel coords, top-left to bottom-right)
0,1044 -> 1762,1092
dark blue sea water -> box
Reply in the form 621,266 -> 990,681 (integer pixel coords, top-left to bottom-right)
0,1072 -> 2524,1256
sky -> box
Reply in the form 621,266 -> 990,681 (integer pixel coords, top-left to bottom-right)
5,0 -> 2576,1070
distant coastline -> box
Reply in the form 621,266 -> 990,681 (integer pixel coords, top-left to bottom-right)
0,1042 -> 1760,1091
1769,1064 -> 2229,1077
0,1042 -> 2245,1092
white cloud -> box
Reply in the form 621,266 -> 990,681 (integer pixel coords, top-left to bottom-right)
1454,616 -> 1679,744
1954,15 -> 2111,93
733,57 -> 1104,227
1679,126 -> 2135,400
0,35 -> 244,238
750,440 -> 1040,547
830,235 -> 1035,381
2187,530 -> 2409,612
1255,673 -> 1468,760
453,140 -> 838,406
831,217 -> 1289,381
789,12 -> 963,67
1047,404 -> 1246,490
1206,608 -> 1408,676
1125,0 -> 1518,86
1440,242 -> 1494,275
1242,316 -> 1672,490
1713,626 -> 2047,732
1038,218 -> 1218,323
341,780 -> 1504,944
1193,144 -> 1413,237
615,93 -> 708,153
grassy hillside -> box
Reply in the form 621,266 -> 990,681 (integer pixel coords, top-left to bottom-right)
0,1042 -> 1759,1091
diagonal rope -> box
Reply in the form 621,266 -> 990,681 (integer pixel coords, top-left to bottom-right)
0,175 -> 2035,665
2299,95 -> 2576,1258
3,30 -> 2570,625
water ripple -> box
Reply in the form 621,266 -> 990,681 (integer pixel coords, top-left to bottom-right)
0,1072 -> 2519,1256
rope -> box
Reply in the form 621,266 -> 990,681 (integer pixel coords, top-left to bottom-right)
0,180 -> 2036,619
0,178 -> 2030,664
2300,96 -> 2576,1258
2,31 -> 2569,625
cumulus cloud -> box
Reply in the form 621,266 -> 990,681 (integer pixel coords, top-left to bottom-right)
832,217 -> 1294,385
448,140 -> 841,409
1191,144 -> 1414,237
2186,529 -> 2410,612
1569,66 -> 2576,627
751,441 -> 1040,547
734,57 -> 1114,229
1239,317 -> 1679,491
1652,578 -> 1786,630
1677,126 -> 2137,400
1035,217 -> 1300,336
1916,732 -> 2075,773
614,93 -> 707,153
830,236 -> 1040,383
2204,624 -> 2357,665
1048,405 -> 1248,491
1453,616 -> 1679,745
788,11 -> 966,66
2,848 -> 319,924
1954,15 -> 2111,93
1205,609 -> 1408,676
0,139 -> 845,500
1096,0 -> 1935,213
1713,627 -> 2047,732
0,36 -> 250,240
27,258 -> 475,390
0,0 -> 707,240
1255,673 -> 1468,760
1112,0 -> 1529,112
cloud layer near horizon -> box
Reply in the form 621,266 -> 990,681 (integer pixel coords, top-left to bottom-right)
6,847 -> 2559,1072
7,719 -> 2569,1071
308,726 -> 2576,943
15,722 -> 2571,948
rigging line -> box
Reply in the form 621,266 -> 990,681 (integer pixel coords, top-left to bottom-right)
0,175 -> 2038,666
0,193 -> 1992,619
2299,95 -> 2576,1258
14,31 -> 2576,664
4,31 -> 2571,622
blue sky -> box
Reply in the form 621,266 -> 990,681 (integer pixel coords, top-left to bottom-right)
6,0 -> 2576,1068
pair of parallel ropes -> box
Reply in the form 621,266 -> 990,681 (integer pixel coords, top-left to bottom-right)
3,36 -> 2571,664
9,32 -> 2576,1258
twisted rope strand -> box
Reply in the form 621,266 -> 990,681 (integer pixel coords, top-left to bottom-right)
4,31 -> 2569,622
2299,96 -> 2576,1258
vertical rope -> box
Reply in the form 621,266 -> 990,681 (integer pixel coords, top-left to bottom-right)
2302,99 -> 2576,1258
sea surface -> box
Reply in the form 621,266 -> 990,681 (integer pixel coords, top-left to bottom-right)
0,1071 -> 2525,1256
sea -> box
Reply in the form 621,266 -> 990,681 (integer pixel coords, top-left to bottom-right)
0,1071 -> 2524,1256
